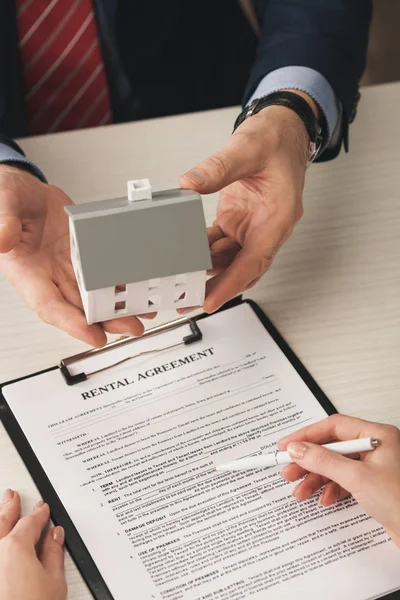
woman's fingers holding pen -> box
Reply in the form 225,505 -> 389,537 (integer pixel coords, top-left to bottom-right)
278,414 -> 400,457
291,472 -> 328,500
319,482 -> 349,507
281,461 -> 349,504
289,472 -> 349,505
277,416 -> 367,503
277,415 -> 400,547
280,462 -> 308,482
281,451 -> 360,485
277,414 -> 380,450
282,440 -> 365,496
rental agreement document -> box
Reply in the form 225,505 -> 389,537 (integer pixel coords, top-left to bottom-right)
2,303 -> 400,600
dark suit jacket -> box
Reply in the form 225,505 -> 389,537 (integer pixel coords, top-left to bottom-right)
1,0 -> 372,163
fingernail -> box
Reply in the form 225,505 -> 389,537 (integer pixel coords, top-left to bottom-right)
52,526 -> 65,545
2,489 -> 14,504
292,484 -> 301,499
182,170 -> 206,186
287,442 -> 308,459
34,500 -> 45,509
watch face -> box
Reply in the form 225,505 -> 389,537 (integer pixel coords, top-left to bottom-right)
245,100 -> 258,118
307,139 -> 322,166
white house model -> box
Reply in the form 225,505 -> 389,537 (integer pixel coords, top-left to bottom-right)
65,179 -> 212,325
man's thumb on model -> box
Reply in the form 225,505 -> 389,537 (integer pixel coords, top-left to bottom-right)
180,126 -> 263,194
180,150 -> 234,194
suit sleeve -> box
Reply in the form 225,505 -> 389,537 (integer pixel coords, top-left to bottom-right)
0,78 -> 46,182
245,0 -> 373,161
0,139 -> 46,182
0,2 -> 46,182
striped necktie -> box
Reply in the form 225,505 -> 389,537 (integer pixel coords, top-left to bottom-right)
15,0 -> 113,135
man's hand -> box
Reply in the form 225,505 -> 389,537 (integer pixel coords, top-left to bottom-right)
180,92 -> 317,312
0,165 -> 146,347
278,414 -> 400,548
0,490 -> 67,600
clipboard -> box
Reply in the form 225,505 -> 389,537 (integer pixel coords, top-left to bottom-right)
0,297 -> 398,600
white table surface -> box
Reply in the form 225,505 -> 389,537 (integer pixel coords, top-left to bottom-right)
1,82 -> 399,598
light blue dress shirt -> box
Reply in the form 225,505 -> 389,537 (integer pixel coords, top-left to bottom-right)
0,67 -> 340,181
248,66 -> 340,148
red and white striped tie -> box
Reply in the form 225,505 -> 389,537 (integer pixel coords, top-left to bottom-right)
15,0 -> 113,135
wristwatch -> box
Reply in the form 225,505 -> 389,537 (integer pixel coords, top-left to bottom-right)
233,91 -> 325,164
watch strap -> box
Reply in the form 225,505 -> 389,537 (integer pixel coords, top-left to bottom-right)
234,91 -> 325,161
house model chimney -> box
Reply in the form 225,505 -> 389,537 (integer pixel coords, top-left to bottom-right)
127,179 -> 152,202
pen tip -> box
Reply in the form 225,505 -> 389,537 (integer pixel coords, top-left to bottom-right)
371,438 -> 380,448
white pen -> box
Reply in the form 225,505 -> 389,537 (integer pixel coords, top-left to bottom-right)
215,437 -> 379,471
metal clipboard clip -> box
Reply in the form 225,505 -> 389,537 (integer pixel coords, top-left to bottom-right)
59,316 -> 203,386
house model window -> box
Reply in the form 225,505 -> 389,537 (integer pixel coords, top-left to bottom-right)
64,179 -> 212,325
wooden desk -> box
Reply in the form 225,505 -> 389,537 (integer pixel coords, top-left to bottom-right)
1,82 -> 399,598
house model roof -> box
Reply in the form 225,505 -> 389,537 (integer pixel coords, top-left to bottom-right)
65,188 -> 212,291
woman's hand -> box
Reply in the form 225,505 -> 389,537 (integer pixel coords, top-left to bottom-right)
0,489 -> 67,600
278,415 -> 400,547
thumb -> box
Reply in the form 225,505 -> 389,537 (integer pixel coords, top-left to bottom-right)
287,442 -> 364,493
180,128 -> 264,194
0,215 -> 22,253
39,526 -> 65,579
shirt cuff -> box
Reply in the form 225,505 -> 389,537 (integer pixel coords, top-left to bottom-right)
0,143 -> 47,182
248,66 -> 340,146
